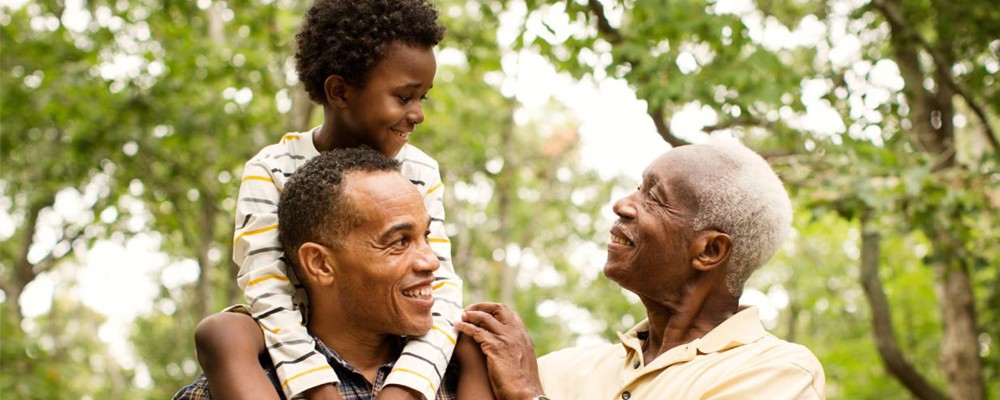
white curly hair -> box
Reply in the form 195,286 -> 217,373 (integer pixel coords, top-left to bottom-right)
688,136 -> 792,296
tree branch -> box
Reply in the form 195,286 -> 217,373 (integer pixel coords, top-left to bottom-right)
703,114 -> 769,133
871,0 -> 998,151
859,210 -> 948,400
586,0 -> 623,44
648,108 -> 691,147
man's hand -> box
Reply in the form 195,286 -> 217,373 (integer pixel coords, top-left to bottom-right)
375,385 -> 423,400
454,303 -> 544,400
304,383 -> 343,400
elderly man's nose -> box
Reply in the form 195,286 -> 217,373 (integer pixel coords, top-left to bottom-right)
613,195 -> 637,219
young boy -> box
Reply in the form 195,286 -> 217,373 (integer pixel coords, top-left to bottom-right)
195,1 -> 465,399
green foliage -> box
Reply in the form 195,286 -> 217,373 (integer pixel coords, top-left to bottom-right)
3,0 -> 998,398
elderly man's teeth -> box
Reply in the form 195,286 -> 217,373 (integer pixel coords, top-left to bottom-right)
402,288 -> 432,298
611,233 -> 633,246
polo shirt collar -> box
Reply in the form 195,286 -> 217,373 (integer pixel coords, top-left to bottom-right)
617,307 -> 768,362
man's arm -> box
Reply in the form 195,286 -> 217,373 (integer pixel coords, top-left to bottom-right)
454,303 -> 544,400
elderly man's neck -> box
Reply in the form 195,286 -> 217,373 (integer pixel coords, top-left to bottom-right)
309,313 -> 403,383
638,284 -> 739,365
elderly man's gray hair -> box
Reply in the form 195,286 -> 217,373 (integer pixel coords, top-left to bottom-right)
690,137 -> 792,296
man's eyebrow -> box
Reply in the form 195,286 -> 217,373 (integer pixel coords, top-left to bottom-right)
380,222 -> 415,241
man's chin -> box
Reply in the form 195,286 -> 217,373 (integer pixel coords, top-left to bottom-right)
399,319 -> 434,337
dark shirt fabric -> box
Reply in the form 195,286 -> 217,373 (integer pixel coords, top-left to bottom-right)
173,336 -> 457,400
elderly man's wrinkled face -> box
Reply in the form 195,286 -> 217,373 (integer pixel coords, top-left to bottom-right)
327,171 -> 440,337
605,149 -> 703,300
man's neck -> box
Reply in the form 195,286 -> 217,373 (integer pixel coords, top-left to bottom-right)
638,285 -> 739,365
309,312 -> 402,383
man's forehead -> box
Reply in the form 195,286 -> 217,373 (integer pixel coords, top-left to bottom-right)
344,170 -> 425,224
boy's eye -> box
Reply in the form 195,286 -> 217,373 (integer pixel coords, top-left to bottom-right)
398,95 -> 411,103
420,94 -> 429,101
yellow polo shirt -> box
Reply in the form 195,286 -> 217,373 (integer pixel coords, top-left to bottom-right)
538,307 -> 825,399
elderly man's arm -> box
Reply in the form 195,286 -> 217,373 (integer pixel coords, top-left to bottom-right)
454,303 -> 544,400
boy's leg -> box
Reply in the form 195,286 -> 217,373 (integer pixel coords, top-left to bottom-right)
194,311 -> 280,400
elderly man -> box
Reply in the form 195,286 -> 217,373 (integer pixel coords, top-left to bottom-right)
457,138 -> 825,399
174,148 -> 492,399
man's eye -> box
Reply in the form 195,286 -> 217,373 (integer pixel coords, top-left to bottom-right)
396,236 -> 410,247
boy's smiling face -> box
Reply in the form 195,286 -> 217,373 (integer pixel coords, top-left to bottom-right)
335,42 -> 437,157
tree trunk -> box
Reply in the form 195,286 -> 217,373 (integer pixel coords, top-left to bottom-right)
874,0 -> 986,396
930,236 -> 985,400
498,96 -> 518,305
287,84 -> 316,133
859,211 -> 947,400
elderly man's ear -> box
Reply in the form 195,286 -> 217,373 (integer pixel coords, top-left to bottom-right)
690,231 -> 732,272
297,243 -> 337,286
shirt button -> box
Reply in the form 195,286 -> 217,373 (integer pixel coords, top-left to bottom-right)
632,360 -> 640,369
622,391 -> 631,400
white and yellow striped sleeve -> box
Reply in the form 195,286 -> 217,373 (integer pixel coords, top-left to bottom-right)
233,158 -> 337,399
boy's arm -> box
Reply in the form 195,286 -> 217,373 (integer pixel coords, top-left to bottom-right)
455,333 -> 497,399
381,170 -> 464,400
234,160 -> 340,399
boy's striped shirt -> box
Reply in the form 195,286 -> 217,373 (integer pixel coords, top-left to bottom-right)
234,129 -> 463,400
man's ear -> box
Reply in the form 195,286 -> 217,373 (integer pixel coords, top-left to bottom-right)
297,242 -> 336,286
690,231 -> 732,272
323,75 -> 350,108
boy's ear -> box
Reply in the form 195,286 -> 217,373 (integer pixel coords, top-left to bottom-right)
323,75 -> 350,108
690,230 -> 732,272
297,242 -> 336,286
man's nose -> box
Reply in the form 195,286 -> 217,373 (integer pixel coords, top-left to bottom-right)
612,193 -> 637,220
415,240 -> 439,273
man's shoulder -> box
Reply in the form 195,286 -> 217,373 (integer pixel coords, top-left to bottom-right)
538,342 -> 620,371
751,335 -> 824,374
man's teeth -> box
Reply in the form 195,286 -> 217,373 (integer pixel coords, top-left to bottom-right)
402,287 -> 432,298
611,233 -> 633,246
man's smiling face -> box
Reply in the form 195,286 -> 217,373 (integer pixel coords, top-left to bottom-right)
605,149 -> 706,301
326,170 -> 440,337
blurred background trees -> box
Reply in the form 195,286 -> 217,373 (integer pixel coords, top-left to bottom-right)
1,0 -> 996,398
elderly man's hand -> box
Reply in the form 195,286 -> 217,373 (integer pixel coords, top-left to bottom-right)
454,303 -> 544,400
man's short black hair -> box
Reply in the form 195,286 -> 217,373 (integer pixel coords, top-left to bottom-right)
294,0 -> 446,103
278,147 -> 401,273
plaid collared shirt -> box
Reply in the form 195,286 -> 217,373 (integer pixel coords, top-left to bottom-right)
173,337 -> 457,400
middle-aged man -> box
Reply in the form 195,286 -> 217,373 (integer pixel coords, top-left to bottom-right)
456,138 -> 826,399
173,147 -> 492,399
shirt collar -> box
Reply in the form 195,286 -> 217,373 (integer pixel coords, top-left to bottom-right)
312,335 -> 405,375
617,307 -> 768,356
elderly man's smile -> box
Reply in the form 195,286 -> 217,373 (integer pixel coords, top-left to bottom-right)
609,225 -> 635,248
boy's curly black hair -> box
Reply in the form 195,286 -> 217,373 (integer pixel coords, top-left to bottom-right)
294,0 -> 446,104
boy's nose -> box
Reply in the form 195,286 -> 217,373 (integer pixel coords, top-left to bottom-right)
407,103 -> 425,125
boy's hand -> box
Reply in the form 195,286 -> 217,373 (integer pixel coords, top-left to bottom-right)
305,383 -> 344,400
376,385 -> 423,400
